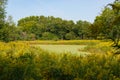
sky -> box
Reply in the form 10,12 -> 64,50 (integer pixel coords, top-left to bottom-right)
6,0 -> 115,23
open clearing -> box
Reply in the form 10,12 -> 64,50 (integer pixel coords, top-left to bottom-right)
36,45 -> 89,55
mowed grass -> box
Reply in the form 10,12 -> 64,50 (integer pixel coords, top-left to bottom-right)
36,45 -> 89,56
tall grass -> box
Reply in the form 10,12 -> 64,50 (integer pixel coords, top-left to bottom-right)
0,42 -> 120,80
20,40 -> 100,45
83,41 -> 114,54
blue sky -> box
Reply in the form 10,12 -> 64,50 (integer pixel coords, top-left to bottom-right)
6,0 -> 114,23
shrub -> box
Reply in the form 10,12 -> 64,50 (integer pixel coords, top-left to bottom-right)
0,42 -> 120,80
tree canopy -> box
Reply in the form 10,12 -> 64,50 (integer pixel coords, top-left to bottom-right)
93,0 -> 120,47
17,16 -> 91,40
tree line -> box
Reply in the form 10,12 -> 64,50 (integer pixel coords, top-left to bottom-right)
18,16 -> 91,40
0,0 -> 120,46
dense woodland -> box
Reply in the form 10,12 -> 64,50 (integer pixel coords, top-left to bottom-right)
0,0 -> 120,46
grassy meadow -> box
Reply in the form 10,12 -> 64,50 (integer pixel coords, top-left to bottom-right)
35,45 -> 88,56
0,40 -> 120,80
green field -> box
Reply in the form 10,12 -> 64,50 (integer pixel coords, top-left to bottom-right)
30,40 -> 111,55
36,44 -> 89,56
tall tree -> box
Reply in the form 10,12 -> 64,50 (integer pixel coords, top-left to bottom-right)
92,7 -> 115,39
0,0 -> 7,28
108,0 -> 120,47
0,0 -> 8,42
75,20 -> 91,39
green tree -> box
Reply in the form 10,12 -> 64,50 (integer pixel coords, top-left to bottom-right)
93,7 -> 115,39
107,0 -> 120,47
0,0 -> 7,29
18,15 -> 92,40
0,16 -> 19,42
65,32 -> 76,40
18,16 -> 48,39
41,32 -> 59,40
94,0 -> 120,47
75,20 -> 91,39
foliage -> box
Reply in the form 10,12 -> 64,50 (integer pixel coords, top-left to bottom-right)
41,32 -> 59,40
75,20 -> 91,39
0,0 -> 7,28
0,41 -> 120,80
93,0 -> 120,47
0,16 -> 19,42
109,1 -> 120,47
65,32 -> 76,40
17,16 -> 91,40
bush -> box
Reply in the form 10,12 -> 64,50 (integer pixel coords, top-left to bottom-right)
0,42 -> 120,80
